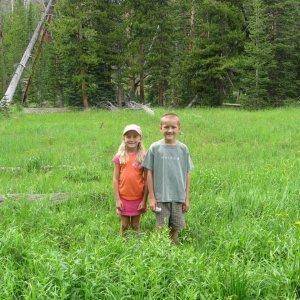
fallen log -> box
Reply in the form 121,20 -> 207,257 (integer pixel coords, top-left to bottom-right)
23,107 -> 70,114
0,192 -> 70,203
222,103 -> 242,108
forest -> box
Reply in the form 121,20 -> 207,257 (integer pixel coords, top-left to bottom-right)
0,0 -> 299,109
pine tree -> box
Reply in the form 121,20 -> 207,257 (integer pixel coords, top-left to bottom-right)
168,0 -> 197,105
146,0 -> 174,105
241,0 -> 275,108
265,0 -> 299,103
121,0 -> 155,103
171,0 -> 245,106
49,0 -> 119,108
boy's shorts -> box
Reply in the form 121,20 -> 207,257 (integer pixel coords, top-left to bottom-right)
155,202 -> 185,230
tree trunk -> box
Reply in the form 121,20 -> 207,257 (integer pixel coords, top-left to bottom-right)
81,69 -> 89,109
158,82 -> 164,106
189,2 -> 195,51
116,84 -> 124,106
130,76 -> 136,99
140,70 -> 144,103
255,68 -> 259,95
24,0 -> 30,8
139,44 -> 145,103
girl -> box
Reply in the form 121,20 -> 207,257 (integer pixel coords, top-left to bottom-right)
112,124 -> 147,235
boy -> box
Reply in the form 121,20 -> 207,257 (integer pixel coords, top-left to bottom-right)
142,113 -> 193,244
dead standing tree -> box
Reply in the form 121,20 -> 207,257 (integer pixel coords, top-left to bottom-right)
0,0 -> 56,110
22,1 -> 54,104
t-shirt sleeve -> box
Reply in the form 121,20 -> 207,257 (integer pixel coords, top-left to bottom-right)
142,147 -> 154,170
186,149 -> 194,172
112,155 -> 120,165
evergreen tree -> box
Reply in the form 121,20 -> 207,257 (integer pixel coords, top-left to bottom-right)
146,0 -> 174,105
168,0 -> 197,105
49,0 -> 119,108
171,0 -> 245,106
241,0 -> 275,108
121,0 -> 155,103
265,0 -> 299,103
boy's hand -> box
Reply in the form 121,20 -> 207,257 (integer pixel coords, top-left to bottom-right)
182,200 -> 189,213
149,198 -> 157,211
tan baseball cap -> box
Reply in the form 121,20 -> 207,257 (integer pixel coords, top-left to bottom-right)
123,124 -> 142,136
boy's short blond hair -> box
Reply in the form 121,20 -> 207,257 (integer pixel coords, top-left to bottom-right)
160,113 -> 180,126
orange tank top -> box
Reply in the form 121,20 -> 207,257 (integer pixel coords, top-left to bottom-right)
113,153 -> 144,200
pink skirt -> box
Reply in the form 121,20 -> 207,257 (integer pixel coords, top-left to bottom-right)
118,198 -> 145,216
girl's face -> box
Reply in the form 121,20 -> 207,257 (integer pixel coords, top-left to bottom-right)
124,130 -> 141,150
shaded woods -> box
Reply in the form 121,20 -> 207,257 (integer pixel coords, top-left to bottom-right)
0,0 -> 299,109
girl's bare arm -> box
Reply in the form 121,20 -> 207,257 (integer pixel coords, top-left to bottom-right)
143,170 -> 148,202
138,170 -> 148,210
147,170 -> 156,210
113,164 -> 122,208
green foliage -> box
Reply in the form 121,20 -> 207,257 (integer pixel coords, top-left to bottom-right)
40,0 -> 121,107
1,0 -> 299,108
240,0 -> 274,108
170,1 -> 245,106
266,0 -> 300,101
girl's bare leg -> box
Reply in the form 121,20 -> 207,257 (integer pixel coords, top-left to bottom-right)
120,216 -> 130,236
131,215 -> 141,232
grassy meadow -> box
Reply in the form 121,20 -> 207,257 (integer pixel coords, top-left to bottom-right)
0,108 -> 299,299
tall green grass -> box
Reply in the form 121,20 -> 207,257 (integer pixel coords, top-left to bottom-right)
0,108 -> 299,299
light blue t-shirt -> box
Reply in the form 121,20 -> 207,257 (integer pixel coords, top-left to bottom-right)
142,139 -> 194,203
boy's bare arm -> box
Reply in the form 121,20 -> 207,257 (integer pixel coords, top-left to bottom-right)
183,173 -> 191,212
113,164 -> 122,209
147,170 -> 157,211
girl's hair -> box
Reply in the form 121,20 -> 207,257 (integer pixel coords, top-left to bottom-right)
116,136 -> 145,164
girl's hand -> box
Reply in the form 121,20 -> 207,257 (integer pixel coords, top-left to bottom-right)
116,199 -> 123,211
138,201 -> 146,212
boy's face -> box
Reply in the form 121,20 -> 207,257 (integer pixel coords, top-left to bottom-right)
160,116 -> 180,144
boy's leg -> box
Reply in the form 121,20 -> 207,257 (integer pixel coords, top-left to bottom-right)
169,202 -> 185,244
131,215 -> 141,232
120,216 -> 130,236
155,203 -> 171,229
170,228 -> 179,244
